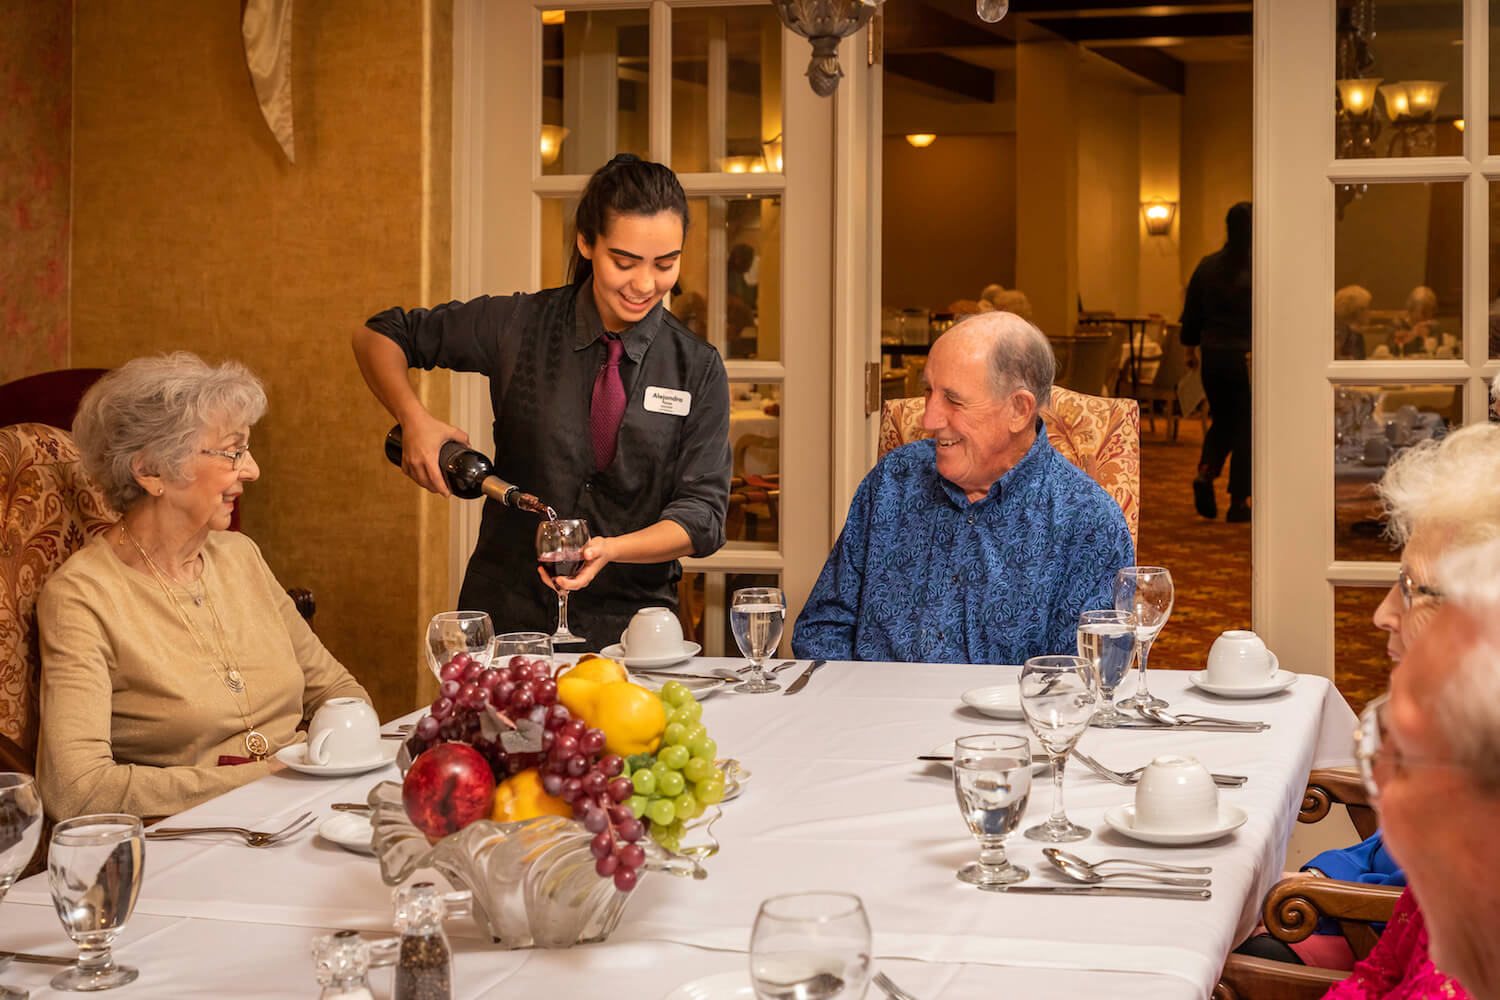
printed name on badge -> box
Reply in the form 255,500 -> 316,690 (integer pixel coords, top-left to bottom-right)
643,386 -> 692,416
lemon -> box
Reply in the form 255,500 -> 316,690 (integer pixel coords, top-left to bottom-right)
593,681 -> 667,756
561,657 -> 628,685
491,768 -> 573,823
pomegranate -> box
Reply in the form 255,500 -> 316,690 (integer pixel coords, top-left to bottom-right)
401,742 -> 497,841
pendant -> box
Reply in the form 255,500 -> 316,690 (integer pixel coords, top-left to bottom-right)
225,669 -> 246,693
245,730 -> 270,758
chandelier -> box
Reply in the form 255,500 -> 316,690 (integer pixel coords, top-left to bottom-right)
772,0 -> 883,97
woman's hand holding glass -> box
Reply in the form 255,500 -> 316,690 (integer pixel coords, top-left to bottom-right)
536,519 -> 591,645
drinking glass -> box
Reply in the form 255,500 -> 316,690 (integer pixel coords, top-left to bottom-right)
951,734 -> 1032,885
491,631 -> 553,672
0,774 -> 44,1000
750,891 -> 871,1000
537,519 -> 591,645
1113,566 -> 1175,712
1020,655 -> 1099,842
1076,609 -> 1137,728
47,814 -> 145,992
424,611 -> 495,680
731,587 -> 785,694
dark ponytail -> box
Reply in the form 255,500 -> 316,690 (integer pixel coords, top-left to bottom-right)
567,154 -> 690,287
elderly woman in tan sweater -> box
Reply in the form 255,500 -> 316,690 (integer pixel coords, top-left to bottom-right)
37,353 -> 371,821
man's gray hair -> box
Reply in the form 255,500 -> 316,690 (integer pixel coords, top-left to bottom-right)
1377,422 -> 1500,549
1433,538 -> 1500,793
73,352 -> 268,513
956,311 -> 1055,411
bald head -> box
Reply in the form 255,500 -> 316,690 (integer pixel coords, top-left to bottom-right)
935,311 -> 1056,411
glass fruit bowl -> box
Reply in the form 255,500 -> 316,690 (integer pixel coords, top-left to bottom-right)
367,775 -> 726,949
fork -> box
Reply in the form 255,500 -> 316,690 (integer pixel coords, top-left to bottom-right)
1071,750 -> 1247,788
873,971 -> 920,1000
739,660 -> 799,674
145,811 -> 315,847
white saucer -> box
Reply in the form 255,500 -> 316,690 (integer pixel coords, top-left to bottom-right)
1188,670 -> 1298,699
960,684 -> 1023,720
317,812 -> 375,855
662,971 -> 754,1000
275,741 -> 399,777
600,642 -> 702,669
632,673 -> 726,701
1103,803 -> 1247,845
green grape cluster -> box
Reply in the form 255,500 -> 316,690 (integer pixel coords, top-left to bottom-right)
619,681 -> 724,853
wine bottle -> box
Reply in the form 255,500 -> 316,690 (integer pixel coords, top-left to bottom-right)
384,426 -> 557,518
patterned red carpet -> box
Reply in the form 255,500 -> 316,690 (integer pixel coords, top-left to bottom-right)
1135,416 -> 1385,714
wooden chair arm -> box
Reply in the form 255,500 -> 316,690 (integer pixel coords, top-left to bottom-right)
0,733 -> 34,775
1264,873 -> 1403,961
1301,767 -> 1378,840
287,587 -> 316,630
1214,953 -> 1348,1000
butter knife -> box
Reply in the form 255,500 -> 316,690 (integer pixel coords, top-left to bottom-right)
979,884 -> 1212,900
782,659 -> 829,695
0,950 -> 77,966
627,669 -> 733,683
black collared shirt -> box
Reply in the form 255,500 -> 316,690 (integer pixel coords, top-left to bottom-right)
366,280 -> 730,642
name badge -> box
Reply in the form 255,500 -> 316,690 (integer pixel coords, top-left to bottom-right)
643,386 -> 692,416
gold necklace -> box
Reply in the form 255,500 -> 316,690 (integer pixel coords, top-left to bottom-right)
120,523 -> 270,759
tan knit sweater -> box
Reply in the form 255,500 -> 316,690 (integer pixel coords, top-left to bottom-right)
36,531 -> 372,820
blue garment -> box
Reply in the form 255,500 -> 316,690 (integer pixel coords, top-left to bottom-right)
1305,831 -> 1405,887
791,425 -> 1135,664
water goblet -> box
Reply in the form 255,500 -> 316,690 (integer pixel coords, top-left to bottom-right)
750,891 -> 872,1000
47,814 -> 145,992
731,587 -> 785,694
0,773 -> 44,1000
1077,609 -> 1137,728
490,631 -> 553,672
424,611 -> 494,680
1113,566 -> 1174,711
1020,655 -> 1099,842
951,734 -> 1032,885
537,518 -> 591,645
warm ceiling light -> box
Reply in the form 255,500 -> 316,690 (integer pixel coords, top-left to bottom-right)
1403,80 -> 1445,118
717,155 -> 766,174
905,133 -> 937,148
541,10 -> 565,25
539,124 -> 569,166
1379,83 -> 1411,120
1337,78 -> 1381,117
1141,199 -> 1177,236
1455,118 -> 1466,131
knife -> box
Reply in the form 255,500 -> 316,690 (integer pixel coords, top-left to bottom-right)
627,669 -> 732,683
0,951 -> 76,966
782,659 -> 829,695
978,884 -> 1212,901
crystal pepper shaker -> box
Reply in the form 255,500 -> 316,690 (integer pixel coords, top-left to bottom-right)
393,882 -> 471,1000
312,929 -> 375,1000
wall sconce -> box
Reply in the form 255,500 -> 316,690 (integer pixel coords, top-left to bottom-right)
1337,77 -> 1381,117
1142,199 -> 1176,236
905,133 -> 936,148
1380,80 -> 1445,122
761,133 -> 784,173
773,0 -> 884,97
1454,118 -> 1465,131
717,155 -> 767,174
1337,77 -> 1382,158
539,124 -> 569,167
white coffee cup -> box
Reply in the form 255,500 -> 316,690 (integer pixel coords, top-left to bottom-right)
619,607 -> 684,660
1133,755 -> 1219,832
306,698 -> 381,767
1206,629 -> 1275,688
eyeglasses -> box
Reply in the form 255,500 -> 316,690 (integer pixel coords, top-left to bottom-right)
1353,692 -> 1458,799
199,445 -> 252,470
1398,566 -> 1443,611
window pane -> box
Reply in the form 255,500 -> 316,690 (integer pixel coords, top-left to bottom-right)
1333,586 -> 1391,716
679,571 -> 781,657
671,7 -> 784,174
680,195 -> 781,361
1334,181 -> 1462,360
1333,382 -> 1463,561
1488,181 -> 1500,358
727,379 -> 780,546
540,9 -> 650,177
1334,0 -> 1462,160
540,196 -> 580,289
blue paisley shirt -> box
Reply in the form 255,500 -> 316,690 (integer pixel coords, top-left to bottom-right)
792,425 -> 1134,664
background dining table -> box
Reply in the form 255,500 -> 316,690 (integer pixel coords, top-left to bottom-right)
0,661 -> 1357,999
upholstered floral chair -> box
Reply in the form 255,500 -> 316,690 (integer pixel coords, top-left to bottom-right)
877,386 -> 1141,550
0,424 -> 116,776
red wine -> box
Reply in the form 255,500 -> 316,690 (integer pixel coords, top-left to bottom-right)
540,549 -> 585,579
385,425 -> 556,516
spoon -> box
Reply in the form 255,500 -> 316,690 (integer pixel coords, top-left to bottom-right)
1046,852 -> 1211,887
755,972 -> 846,1000
1043,847 -> 1211,875
1139,705 -> 1268,731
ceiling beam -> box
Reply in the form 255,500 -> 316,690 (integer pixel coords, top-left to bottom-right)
1088,45 -> 1185,93
1031,11 -> 1251,42
884,0 -> 1014,50
884,52 -> 997,103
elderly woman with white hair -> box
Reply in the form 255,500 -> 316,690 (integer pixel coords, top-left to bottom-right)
36,353 -> 371,821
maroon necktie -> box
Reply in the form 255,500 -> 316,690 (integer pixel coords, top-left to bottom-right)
589,336 -> 626,470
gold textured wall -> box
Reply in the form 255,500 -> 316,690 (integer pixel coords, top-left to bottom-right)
69,0 -> 452,720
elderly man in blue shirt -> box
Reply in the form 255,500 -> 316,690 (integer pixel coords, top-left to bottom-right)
792,312 -> 1135,664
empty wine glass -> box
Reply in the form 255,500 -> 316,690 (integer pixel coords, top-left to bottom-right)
951,734 -> 1032,885
1113,566 -> 1175,711
0,773 -> 44,1000
750,891 -> 871,1000
424,611 -> 494,679
47,814 -> 145,992
731,587 -> 785,694
1020,655 -> 1099,843
491,631 -> 553,672
1077,609 -> 1137,728
537,519 -> 591,645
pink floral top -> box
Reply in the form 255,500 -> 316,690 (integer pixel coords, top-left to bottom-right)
1324,889 -> 1470,1000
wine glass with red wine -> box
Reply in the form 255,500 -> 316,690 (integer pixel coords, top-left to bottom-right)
537,518 -> 590,645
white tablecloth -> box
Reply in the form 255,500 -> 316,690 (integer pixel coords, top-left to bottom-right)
2,662 -> 1356,999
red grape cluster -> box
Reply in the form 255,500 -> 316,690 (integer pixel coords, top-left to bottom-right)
405,653 -> 648,892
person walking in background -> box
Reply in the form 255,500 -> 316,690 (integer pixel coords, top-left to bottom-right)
1182,202 -> 1253,523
